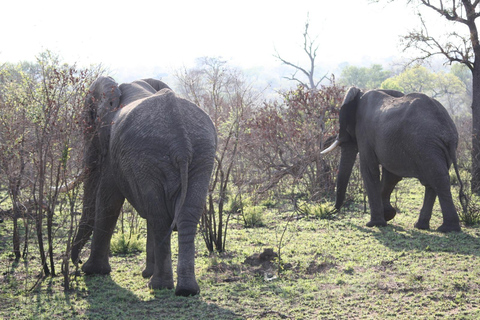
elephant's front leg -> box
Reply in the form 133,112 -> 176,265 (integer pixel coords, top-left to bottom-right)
381,168 -> 402,221
82,180 -> 125,275
360,157 -> 387,227
147,220 -> 174,290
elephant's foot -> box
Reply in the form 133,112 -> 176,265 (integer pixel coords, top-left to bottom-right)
366,219 -> 387,228
148,277 -> 174,291
383,205 -> 397,222
175,277 -> 200,297
82,258 -> 111,275
142,265 -> 154,278
437,223 -> 461,233
414,220 -> 430,230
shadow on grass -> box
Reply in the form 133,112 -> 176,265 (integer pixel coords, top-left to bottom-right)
353,223 -> 480,256
83,274 -> 240,320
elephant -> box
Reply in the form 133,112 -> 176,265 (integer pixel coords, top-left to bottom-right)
321,87 -> 463,232
70,76 -> 216,296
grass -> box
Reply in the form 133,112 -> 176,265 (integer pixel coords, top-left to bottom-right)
1,178 -> 480,319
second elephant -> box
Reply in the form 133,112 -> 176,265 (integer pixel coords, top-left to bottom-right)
322,87 -> 463,232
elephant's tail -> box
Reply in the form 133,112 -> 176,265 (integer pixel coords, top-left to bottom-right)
160,159 -> 189,245
452,158 -> 469,216
173,159 -> 189,230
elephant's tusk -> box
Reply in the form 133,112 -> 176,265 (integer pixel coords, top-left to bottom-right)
320,140 -> 340,155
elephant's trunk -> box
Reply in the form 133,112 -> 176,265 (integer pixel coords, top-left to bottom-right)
71,166 -> 99,264
71,139 -> 100,264
335,142 -> 358,210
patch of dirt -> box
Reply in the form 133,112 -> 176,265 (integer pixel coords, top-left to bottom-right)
244,248 -> 279,279
207,261 -> 243,283
207,248 -> 338,282
305,260 -> 336,275
244,248 -> 278,268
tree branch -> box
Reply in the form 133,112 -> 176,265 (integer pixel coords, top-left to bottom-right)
274,16 -> 323,89
420,0 -> 469,23
401,6 -> 475,71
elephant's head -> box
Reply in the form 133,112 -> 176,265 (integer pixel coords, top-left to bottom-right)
321,87 -> 363,210
71,76 -> 121,264
84,76 -> 121,144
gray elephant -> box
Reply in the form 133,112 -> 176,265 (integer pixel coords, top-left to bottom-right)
321,87 -> 463,232
71,76 -> 216,296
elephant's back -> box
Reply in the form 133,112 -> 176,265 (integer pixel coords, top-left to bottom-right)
361,91 -> 458,174
390,93 -> 457,143
110,90 -> 215,178
364,91 -> 457,141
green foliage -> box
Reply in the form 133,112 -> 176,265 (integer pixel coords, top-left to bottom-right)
381,65 -> 436,93
450,63 -> 472,95
110,232 -> 144,255
339,64 -> 391,89
297,200 -> 336,219
450,170 -> 459,186
458,193 -> 480,226
380,65 -> 466,97
242,205 -> 265,227
225,193 -> 243,214
379,77 -> 404,92
380,65 -> 470,115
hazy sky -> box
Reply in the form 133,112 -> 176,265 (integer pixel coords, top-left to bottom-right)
1,0 -> 439,82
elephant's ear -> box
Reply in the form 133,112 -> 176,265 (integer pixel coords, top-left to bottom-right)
338,87 -> 362,143
84,76 -> 121,146
85,77 -> 120,128
142,78 -> 171,92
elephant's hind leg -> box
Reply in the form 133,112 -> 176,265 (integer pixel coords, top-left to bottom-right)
174,169 -> 213,296
414,186 -> 436,230
82,179 -> 125,275
418,163 -> 461,232
434,176 -> 461,232
147,220 -> 174,291
142,192 -> 174,291
381,168 -> 402,221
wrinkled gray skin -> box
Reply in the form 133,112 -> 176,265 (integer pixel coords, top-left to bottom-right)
331,87 -> 461,232
71,76 -> 216,296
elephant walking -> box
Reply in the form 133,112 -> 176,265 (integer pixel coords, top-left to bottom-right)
322,87 -> 463,232
71,76 -> 216,296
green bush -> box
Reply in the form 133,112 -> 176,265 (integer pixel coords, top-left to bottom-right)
450,170 -> 459,186
242,206 -> 265,227
458,194 -> 480,226
110,232 -> 143,255
298,201 -> 336,220
227,195 -> 243,214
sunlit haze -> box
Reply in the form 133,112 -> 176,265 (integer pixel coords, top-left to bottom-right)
2,0 -> 435,83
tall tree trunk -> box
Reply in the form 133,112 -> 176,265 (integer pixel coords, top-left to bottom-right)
472,62 -> 480,194
36,160 -> 50,276
468,0 -> 480,194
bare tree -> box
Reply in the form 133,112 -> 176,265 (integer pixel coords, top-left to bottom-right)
274,16 -> 329,89
0,51 -> 102,287
242,84 -> 344,200
175,57 -> 258,253
398,0 -> 480,194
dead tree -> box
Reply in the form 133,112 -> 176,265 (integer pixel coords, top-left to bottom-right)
274,16 -> 329,90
